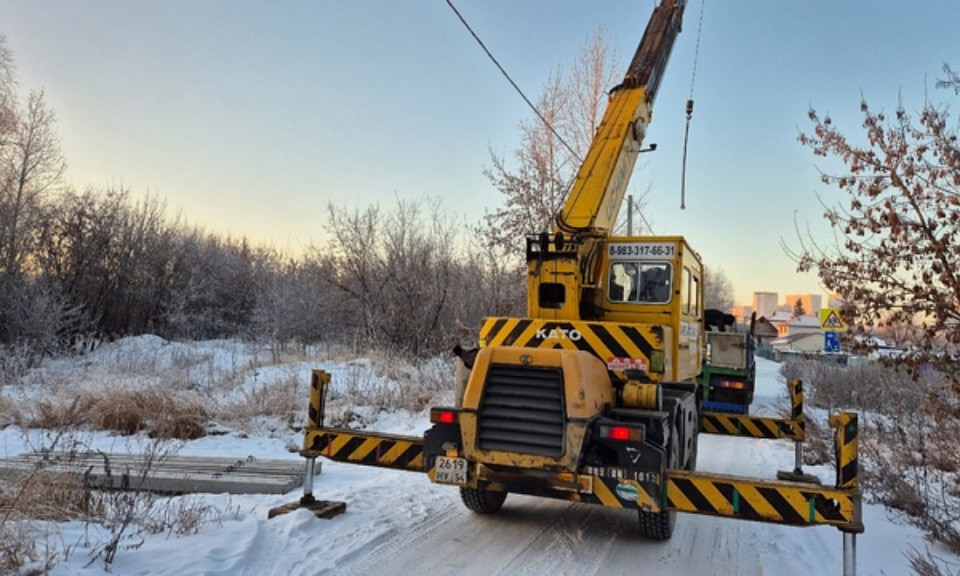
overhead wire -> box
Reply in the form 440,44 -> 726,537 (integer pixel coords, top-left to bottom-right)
444,0 -> 582,163
680,0 -> 706,210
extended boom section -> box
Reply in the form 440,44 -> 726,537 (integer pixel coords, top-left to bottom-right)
557,0 -> 685,234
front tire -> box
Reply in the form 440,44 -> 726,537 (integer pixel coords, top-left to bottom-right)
460,485 -> 507,514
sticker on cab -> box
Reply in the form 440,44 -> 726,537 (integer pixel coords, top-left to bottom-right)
607,357 -> 648,371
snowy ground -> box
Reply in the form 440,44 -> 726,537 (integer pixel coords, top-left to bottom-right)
0,337 -> 955,575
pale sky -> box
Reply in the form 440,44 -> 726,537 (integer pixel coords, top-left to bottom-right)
1,1 -> 957,305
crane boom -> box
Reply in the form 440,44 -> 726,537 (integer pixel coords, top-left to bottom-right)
557,0 -> 685,234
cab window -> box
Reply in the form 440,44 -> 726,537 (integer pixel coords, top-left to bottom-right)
682,267 -> 700,316
690,273 -> 699,315
608,262 -> 672,304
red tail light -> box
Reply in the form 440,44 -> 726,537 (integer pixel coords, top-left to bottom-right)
599,424 -> 644,442
430,408 -> 459,424
717,379 -> 746,390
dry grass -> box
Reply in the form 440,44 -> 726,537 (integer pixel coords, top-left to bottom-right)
88,389 -> 209,440
0,520 -> 59,576
907,546 -> 960,576
0,452 -> 94,574
0,438 -> 220,572
2,471 -> 95,522
87,390 -> 146,435
226,374 -> 302,419
15,389 -> 210,440
0,394 -> 21,428
30,394 -> 98,429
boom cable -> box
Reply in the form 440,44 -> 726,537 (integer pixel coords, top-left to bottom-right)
445,0 -> 581,163
680,0 -> 705,210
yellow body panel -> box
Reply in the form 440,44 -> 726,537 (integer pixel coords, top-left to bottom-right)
459,346 -> 612,471
461,347 -> 612,420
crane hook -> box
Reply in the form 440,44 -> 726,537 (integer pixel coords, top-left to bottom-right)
680,98 -> 694,210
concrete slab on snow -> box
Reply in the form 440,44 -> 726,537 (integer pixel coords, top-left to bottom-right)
0,452 -> 309,495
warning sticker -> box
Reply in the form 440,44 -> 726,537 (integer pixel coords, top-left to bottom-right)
820,308 -> 847,331
607,357 -> 648,372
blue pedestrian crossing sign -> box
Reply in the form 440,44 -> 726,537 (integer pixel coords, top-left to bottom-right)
824,330 -> 841,353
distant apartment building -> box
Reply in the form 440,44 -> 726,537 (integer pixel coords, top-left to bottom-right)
752,292 -> 779,319
784,294 -> 822,316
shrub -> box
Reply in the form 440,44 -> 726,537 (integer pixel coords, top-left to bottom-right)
783,358 -> 960,557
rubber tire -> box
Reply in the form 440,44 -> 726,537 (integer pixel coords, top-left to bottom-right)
460,485 -> 507,514
638,425 -> 679,540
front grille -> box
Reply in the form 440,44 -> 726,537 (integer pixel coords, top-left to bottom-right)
476,364 -> 565,457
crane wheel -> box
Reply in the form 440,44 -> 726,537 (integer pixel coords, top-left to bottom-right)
638,500 -> 676,540
460,484 -> 507,514
637,424 -> 679,540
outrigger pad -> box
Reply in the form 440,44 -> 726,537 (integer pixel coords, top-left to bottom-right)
268,498 -> 347,520
776,469 -> 822,485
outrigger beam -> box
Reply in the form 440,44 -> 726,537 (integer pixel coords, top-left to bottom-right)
272,370 -> 863,570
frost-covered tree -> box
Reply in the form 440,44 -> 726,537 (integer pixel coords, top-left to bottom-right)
704,267 -> 734,311
323,198 -> 466,356
0,36 -> 69,348
481,29 -> 643,254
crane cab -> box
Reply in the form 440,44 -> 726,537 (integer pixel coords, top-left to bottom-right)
524,234 -> 704,383
600,235 -> 703,381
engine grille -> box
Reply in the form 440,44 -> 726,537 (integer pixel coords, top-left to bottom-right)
476,364 -> 565,457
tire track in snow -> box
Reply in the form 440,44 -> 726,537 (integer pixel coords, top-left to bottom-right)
341,495 -> 550,575
331,491 -> 462,573
488,499 -> 632,576
342,493 -> 666,575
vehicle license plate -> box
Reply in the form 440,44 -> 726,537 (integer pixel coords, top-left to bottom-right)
435,456 -> 468,484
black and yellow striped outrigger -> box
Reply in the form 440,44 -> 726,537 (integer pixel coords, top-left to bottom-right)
701,379 -> 805,441
277,370 -> 862,535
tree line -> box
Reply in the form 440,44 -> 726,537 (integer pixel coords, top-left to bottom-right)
0,39 -> 528,371
1,32 -> 631,370
0,182 -> 523,370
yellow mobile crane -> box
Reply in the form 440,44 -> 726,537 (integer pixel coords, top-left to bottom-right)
448,0 -> 703,539
274,0 -> 863,570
